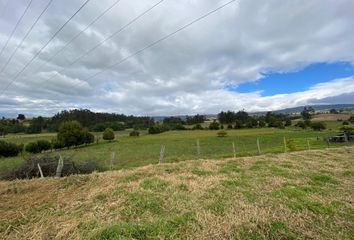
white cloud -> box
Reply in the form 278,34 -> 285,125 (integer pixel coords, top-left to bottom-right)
0,0 -> 353,116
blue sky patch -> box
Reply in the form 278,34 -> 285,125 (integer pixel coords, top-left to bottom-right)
232,62 -> 354,96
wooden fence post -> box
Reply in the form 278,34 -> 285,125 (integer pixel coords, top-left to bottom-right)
110,152 -> 115,170
196,139 -> 200,159
283,136 -> 287,153
307,139 -> 310,150
257,137 -> 261,155
159,145 -> 165,164
37,163 -> 44,178
232,141 -> 236,159
56,154 -> 64,177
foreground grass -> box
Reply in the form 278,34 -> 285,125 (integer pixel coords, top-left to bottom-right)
0,128 -> 342,178
0,147 -> 353,239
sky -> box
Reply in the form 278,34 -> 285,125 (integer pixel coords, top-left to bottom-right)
0,0 -> 353,117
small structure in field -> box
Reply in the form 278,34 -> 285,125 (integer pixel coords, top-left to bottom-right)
328,131 -> 354,143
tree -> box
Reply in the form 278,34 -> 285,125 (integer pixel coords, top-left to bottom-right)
82,130 -> 95,144
129,130 -> 140,136
329,109 -> 338,114
285,119 -> 292,126
209,120 -> 220,130
57,121 -> 85,148
17,114 -> 25,120
310,122 -> 326,131
185,114 -> 206,125
103,128 -> 115,141
301,107 -> 314,121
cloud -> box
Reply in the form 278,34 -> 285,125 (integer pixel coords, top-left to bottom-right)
0,0 -> 353,116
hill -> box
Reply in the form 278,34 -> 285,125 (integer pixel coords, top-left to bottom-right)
1,147 -> 353,239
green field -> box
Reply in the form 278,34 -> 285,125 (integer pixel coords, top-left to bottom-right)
0,128 -> 345,178
1,147 -> 353,239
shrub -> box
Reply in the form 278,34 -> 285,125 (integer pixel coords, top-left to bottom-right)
0,140 -> 23,157
103,128 -> 115,141
82,130 -> 95,144
285,119 -> 292,126
148,125 -> 169,134
340,125 -> 354,131
37,140 -> 51,152
217,130 -> 228,137
311,122 -> 326,131
295,121 -> 306,129
227,124 -> 233,129
4,155 -> 101,180
25,142 -> 40,154
52,139 -> 65,149
342,121 -> 349,126
57,121 -> 85,148
192,124 -> 203,130
129,130 -> 140,137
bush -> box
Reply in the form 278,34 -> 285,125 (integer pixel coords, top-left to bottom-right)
340,125 -> 354,131
129,130 -> 140,137
148,125 -> 169,134
192,124 -> 203,130
103,128 -> 115,141
52,139 -> 65,149
295,121 -> 306,129
37,140 -> 51,152
311,122 -> 326,131
0,140 -> 23,157
4,155 -> 101,180
285,119 -> 292,126
57,121 -> 85,148
342,121 -> 349,126
82,130 -> 95,144
217,130 -> 227,137
25,142 -> 40,154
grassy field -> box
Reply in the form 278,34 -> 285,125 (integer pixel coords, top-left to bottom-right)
0,147 -> 353,239
0,128 -> 344,178
0,128 -> 346,178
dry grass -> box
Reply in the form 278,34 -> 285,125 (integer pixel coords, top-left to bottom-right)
0,147 -> 353,240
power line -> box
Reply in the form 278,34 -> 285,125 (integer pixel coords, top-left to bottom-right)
33,0 -> 123,75
0,0 -> 92,96
0,0 -> 55,74
0,0 -> 33,59
51,0 -> 237,111
84,0 -> 237,82
40,0 -> 166,85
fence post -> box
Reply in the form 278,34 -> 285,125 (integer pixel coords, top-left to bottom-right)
232,141 -> 236,159
307,139 -> 310,150
159,145 -> 165,164
196,139 -> 200,159
56,154 -> 64,177
283,136 -> 287,153
110,152 -> 115,170
37,163 -> 44,178
257,137 -> 261,155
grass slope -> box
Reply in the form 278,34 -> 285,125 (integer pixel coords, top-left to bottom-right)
0,128 -> 341,178
1,147 -> 353,239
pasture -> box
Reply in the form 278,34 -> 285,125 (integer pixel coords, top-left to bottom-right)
0,128 -> 344,178
0,147 -> 353,239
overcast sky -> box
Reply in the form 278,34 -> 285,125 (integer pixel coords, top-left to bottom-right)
0,0 -> 353,117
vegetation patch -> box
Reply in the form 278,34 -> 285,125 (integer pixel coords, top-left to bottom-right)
310,174 -> 338,185
192,168 -> 212,177
122,192 -> 164,217
140,178 -> 170,192
218,160 -> 242,174
90,212 -> 196,240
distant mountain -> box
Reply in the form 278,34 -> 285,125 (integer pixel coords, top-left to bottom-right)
274,104 -> 354,114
